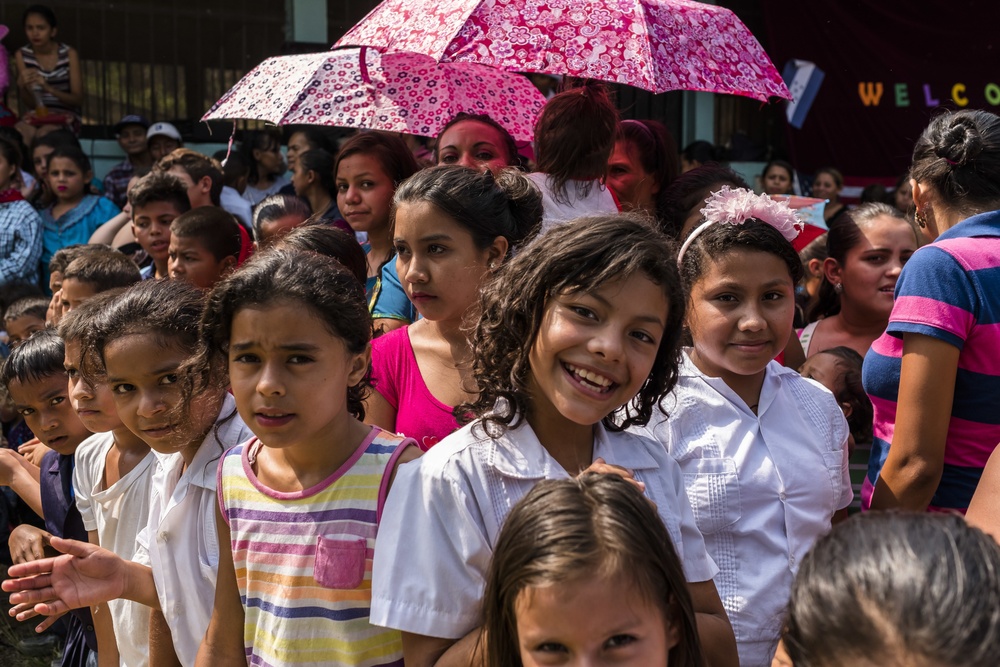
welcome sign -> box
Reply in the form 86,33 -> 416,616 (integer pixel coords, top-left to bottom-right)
762,0 -> 996,177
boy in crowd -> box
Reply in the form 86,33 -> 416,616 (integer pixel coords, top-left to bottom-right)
146,122 -> 182,162
59,251 -> 141,314
167,207 -> 241,290
154,148 -> 252,231
3,295 -> 48,347
0,330 -> 98,666
103,115 -> 153,209
127,172 -> 191,280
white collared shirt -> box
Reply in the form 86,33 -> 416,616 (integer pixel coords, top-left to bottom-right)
634,352 -> 852,667
74,432 -> 155,667
371,417 -> 718,639
134,395 -> 253,667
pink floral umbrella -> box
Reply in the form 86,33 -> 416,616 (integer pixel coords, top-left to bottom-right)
202,48 -> 546,141
336,0 -> 790,101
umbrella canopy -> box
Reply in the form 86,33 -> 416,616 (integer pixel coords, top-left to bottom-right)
336,0 -> 790,101
202,48 -> 546,141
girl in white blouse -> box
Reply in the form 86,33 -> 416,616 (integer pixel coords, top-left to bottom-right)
637,188 -> 852,667
372,215 -> 738,667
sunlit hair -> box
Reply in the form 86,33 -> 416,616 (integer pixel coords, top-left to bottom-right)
194,249 -> 372,420
910,109 -> 1000,217
481,474 -> 701,667
782,512 -> 1000,667
679,218 -> 804,293
393,165 -> 542,256
459,214 -> 684,433
57,289 -> 127,380
276,222 -> 368,289
533,81 -> 618,203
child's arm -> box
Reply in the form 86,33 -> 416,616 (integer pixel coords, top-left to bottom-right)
149,609 -> 182,667
363,390 -> 398,434
0,448 -> 43,516
8,524 -> 55,564
2,536 -> 160,630
18,438 -> 51,469
194,505 -> 245,667
88,211 -> 132,246
688,580 -> 740,667
86,530 -> 121,667
401,630 -> 484,667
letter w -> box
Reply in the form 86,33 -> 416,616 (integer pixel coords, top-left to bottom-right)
858,82 -> 884,106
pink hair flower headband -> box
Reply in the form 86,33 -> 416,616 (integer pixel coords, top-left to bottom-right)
677,186 -> 804,263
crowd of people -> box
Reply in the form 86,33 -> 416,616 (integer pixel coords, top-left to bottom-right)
0,4 -> 1000,667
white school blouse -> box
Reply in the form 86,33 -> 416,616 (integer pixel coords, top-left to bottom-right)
74,432 -> 155,667
134,395 -> 254,667
634,352 -> 852,667
371,417 -> 718,639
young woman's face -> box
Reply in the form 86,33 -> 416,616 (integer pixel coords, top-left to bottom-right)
763,165 -> 793,196
252,139 -> 285,177
47,156 -> 87,201
830,215 -> 916,320
394,201 -> 503,324
336,154 -> 396,235
686,250 -> 796,387
894,179 -> 913,213
527,273 -> 669,428
227,303 -> 368,454
607,140 -> 659,216
24,13 -> 55,48
811,172 -> 840,201
290,160 -> 311,197
103,334 -> 210,458
514,575 -> 679,667
436,120 -> 513,174
285,132 -> 313,173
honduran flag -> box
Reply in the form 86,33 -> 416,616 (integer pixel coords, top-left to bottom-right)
782,60 -> 825,129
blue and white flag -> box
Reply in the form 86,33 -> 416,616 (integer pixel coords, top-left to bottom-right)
782,59 -> 825,129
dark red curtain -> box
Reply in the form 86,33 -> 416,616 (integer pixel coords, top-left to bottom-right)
761,0 -> 999,177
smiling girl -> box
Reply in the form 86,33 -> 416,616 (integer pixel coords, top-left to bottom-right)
637,187 -> 852,667
372,215 -> 737,667
366,166 -> 541,448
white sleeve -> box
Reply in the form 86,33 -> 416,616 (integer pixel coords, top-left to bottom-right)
371,459 -> 493,639
660,455 -> 720,583
836,419 -> 854,510
72,439 -> 100,532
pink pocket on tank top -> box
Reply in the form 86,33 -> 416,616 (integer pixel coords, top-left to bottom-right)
314,535 -> 366,589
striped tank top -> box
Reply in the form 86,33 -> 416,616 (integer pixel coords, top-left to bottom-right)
19,43 -> 79,118
218,427 -> 414,667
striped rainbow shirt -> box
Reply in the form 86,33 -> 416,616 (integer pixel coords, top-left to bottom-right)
862,209 -> 1000,512
218,427 -> 414,666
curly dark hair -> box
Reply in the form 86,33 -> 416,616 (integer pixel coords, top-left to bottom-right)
458,214 -> 685,434
195,249 -> 372,420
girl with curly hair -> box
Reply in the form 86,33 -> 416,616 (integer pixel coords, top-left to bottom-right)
371,214 -> 737,667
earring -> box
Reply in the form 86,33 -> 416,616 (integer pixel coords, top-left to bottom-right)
834,282 -> 843,294
915,209 -> 927,229
489,262 -> 496,271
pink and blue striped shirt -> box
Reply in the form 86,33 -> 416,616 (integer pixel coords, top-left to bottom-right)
863,209 -> 1000,512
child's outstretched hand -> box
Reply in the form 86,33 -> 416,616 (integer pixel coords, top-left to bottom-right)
17,438 -> 50,468
8,525 -> 54,565
579,457 -> 646,492
3,536 -> 128,630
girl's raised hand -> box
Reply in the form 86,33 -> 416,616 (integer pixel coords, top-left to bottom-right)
579,458 -> 646,492
3,536 -> 129,627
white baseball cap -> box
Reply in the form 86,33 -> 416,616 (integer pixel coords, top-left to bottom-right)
146,122 -> 182,142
